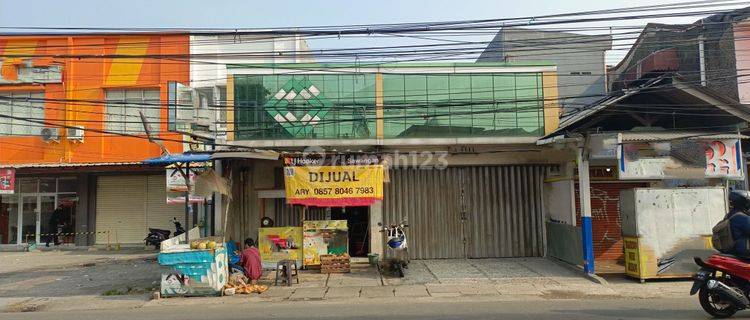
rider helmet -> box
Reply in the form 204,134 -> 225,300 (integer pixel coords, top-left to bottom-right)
729,190 -> 750,212
388,236 -> 405,249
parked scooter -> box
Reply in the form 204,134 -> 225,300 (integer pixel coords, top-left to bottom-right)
378,221 -> 409,277
144,218 -> 185,249
690,254 -> 750,318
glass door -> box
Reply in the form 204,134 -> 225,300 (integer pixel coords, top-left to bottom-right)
1,195 -> 19,244
21,196 -> 37,244
39,195 -> 56,245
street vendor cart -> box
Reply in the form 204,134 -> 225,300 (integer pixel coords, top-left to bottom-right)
157,233 -> 228,297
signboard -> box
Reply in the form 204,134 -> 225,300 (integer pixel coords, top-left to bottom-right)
706,140 -> 742,178
618,139 -> 743,180
303,220 -> 348,266
258,227 -> 303,269
284,165 -> 384,206
166,168 -> 205,204
588,133 -> 620,160
0,168 -> 15,194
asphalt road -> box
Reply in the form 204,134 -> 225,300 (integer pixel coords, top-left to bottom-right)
0,297 -> 728,320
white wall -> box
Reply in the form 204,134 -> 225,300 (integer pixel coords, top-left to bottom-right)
544,179 -> 575,225
189,34 -> 314,89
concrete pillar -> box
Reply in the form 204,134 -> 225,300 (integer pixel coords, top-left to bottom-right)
214,160 -> 224,237
75,173 -> 89,246
577,143 -> 595,274
370,200 -> 384,257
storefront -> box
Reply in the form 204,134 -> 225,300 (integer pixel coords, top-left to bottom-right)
224,150 -> 563,261
0,177 -> 78,245
0,164 -> 214,248
224,62 -> 564,261
246,155 -> 382,266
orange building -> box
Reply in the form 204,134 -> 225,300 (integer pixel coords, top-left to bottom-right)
0,34 -> 192,247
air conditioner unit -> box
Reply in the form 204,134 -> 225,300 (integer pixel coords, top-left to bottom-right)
66,126 -> 84,142
40,127 -> 60,143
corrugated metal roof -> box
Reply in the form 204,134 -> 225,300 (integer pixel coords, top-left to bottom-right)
620,131 -> 748,142
543,75 -> 750,140
0,161 -> 141,169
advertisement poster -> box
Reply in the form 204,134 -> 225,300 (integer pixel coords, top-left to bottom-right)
258,227 -> 303,269
618,139 -> 743,180
166,168 -> 206,204
705,140 -> 742,178
303,220 -> 348,266
0,168 -> 15,194
284,165 -> 384,206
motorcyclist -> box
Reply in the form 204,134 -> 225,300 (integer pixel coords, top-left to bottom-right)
726,190 -> 750,257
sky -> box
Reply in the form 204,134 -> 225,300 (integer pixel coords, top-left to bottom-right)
0,0 -> 746,65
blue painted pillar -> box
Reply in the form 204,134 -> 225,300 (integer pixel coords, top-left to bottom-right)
577,144 -> 595,274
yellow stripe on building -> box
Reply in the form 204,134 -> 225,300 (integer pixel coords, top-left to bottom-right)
105,38 -> 149,86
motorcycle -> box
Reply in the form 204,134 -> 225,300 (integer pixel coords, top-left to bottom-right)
145,218 -> 185,249
378,221 -> 409,278
691,254 -> 750,318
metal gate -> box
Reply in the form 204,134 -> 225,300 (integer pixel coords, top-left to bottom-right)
383,165 -> 548,259
575,182 -> 648,262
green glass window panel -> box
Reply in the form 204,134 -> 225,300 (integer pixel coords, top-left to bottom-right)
471,75 -> 493,100
404,75 -> 427,103
514,73 -> 540,99
426,75 -> 450,102
424,75 -> 452,135
494,102 -> 517,131
449,74 -> 471,102
382,74 -> 406,136
382,74 -> 405,104
400,75 -> 428,136
383,107 -> 405,137
233,70 -> 544,140
353,75 -> 376,105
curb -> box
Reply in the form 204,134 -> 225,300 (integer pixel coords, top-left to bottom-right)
547,257 -> 609,286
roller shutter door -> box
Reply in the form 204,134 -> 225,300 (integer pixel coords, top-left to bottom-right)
96,176 -> 147,244
384,167 -> 463,259
96,175 -> 186,245
575,182 -> 648,262
384,165 -> 548,259
464,166 -> 546,258
144,175 -> 185,235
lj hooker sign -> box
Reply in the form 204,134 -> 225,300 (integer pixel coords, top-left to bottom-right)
284,165 -> 384,206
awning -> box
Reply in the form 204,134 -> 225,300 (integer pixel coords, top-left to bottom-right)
620,131 -> 749,142
0,161 -> 141,168
142,153 -> 212,165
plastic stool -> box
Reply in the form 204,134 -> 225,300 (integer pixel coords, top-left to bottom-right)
274,260 -> 299,286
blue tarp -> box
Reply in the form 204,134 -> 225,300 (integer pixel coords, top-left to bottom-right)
143,153 -> 211,165
158,250 -> 214,265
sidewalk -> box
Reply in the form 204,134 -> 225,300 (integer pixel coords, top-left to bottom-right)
0,255 -> 694,314
0,249 -> 157,274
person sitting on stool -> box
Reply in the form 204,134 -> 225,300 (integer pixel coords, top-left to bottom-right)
239,238 -> 263,284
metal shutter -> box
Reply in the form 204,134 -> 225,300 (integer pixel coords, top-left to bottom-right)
384,167 -> 464,259
384,165 -> 548,259
96,176 -> 147,244
575,182 -> 648,262
145,175 -> 185,236
464,166 -> 547,258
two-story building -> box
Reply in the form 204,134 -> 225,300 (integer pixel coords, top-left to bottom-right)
0,33 -> 312,248
220,62 -> 569,259
0,33 -> 191,248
